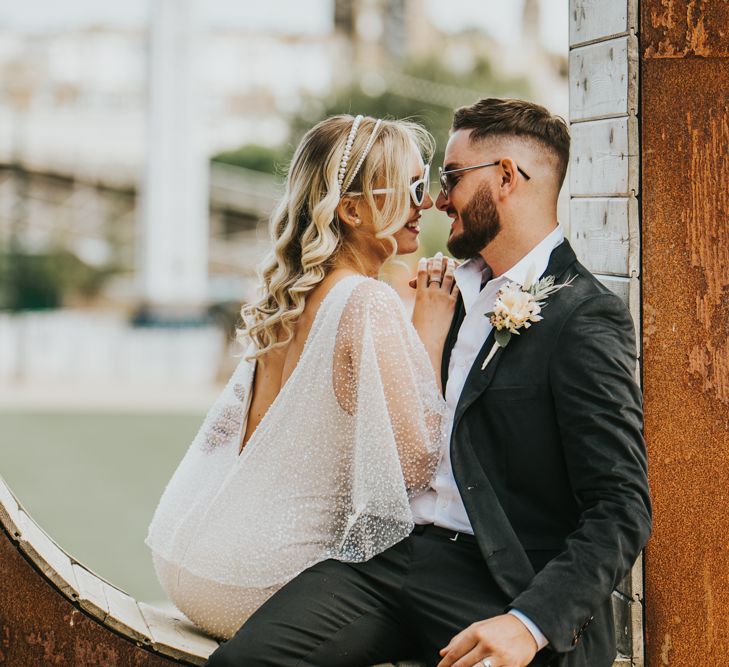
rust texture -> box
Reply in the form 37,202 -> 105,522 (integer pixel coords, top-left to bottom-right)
0,525 -> 182,666
641,6 -> 729,661
642,0 -> 729,58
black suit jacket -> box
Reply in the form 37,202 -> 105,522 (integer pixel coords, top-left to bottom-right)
444,240 -> 652,666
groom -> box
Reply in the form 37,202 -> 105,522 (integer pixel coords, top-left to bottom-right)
205,98 -> 652,667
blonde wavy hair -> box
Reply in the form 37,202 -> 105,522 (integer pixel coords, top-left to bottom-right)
239,114 -> 434,359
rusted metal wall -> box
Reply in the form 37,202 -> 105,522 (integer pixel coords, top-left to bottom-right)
0,524 -> 179,666
641,1 -> 729,664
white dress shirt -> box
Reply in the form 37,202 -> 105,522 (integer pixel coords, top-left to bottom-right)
410,224 -> 564,650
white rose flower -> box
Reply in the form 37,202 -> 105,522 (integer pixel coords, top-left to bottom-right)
493,283 -> 543,334
481,274 -> 576,371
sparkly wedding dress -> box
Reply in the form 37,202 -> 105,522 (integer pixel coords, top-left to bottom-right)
145,275 -> 445,639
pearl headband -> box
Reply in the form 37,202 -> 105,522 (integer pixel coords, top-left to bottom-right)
337,115 -> 383,196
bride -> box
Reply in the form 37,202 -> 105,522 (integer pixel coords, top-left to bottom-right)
145,114 -> 458,640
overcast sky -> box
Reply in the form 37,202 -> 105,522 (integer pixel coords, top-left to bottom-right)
0,0 -> 568,53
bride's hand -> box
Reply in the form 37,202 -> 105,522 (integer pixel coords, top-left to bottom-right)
411,253 -> 459,366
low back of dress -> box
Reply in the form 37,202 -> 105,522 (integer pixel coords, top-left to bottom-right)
145,275 -> 444,636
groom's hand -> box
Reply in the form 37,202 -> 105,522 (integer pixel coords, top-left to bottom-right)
436,613 -> 538,667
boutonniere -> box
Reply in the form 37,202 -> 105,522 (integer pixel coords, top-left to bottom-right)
481,274 -> 576,370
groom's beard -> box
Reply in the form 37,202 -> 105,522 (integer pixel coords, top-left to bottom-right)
446,183 -> 501,260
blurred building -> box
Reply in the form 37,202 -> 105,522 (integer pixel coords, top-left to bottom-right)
335,0 -> 566,115
0,0 -> 567,387
0,0 -> 566,305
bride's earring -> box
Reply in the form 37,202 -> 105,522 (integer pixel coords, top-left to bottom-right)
353,217 -> 361,226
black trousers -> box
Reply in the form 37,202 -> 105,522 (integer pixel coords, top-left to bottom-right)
204,526 -> 552,667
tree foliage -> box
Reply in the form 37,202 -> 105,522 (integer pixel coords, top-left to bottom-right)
211,56 -> 532,257
293,56 -> 530,173
0,248 -> 114,311
212,56 -> 530,178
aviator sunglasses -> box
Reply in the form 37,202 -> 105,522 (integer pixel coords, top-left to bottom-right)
349,164 -> 431,207
438,160 -> 531,198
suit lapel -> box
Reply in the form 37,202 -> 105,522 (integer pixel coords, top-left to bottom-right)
453,328 -> 503,427
541,238 -> 577,284
448,239 -> 579,598
454,239 -> 578,423
441,294 -> 465,392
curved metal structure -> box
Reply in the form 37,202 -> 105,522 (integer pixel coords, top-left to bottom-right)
0,474 -> 217,666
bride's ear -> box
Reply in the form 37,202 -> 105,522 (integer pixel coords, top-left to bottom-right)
336,197 -> 362,229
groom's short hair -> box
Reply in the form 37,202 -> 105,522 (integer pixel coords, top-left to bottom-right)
452,98 -> 570,190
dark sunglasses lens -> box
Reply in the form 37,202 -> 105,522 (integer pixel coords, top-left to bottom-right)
439,174 -> 450,196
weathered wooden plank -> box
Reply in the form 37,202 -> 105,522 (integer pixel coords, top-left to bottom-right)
570,117 -> 639,197
570,0 -> 638,47
611,590 -> 633,657
616,573 -> 632,599
598,273 -> 631,306
570,197 -> 639,276
615,553 -> 645,666
615,555 -> 643,599
629,555 -> 644,665
596,274 -> 640,360
570,36 -> 638,122
0,474 -> 21,538
631,595 -> 644,665
73,563 -> 109,623
138,602 -> 219,665
104,583 -> 155,645
630,553 -> 644,602
16,510 -> 79,600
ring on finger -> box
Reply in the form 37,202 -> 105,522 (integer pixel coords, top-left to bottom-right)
481,659 -> 492,667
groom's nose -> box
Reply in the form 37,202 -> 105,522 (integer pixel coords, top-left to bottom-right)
435,190 -> 449,211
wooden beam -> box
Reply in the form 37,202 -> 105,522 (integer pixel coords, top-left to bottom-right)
0,474 -> 21,538
17,510 -> 80,601
570,0 -> 638,47
138,602 -> 219,666
570,36 -> 638,122
569,196 -> 639,276
595,275 -> 641,370
73,563 -> 110,622
104,583 -> 155,645
570,117 -> 639,197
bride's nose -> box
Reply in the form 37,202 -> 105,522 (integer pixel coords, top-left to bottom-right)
418,191 -> 434,211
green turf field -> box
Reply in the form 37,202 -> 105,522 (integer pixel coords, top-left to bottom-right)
0,410 -> 204,603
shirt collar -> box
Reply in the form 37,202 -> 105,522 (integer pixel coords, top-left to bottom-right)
453,224 -> 564,311
500,224 -> 564,287
453,255 -> 487,312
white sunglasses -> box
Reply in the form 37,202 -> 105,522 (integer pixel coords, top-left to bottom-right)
349,164 -> 430,207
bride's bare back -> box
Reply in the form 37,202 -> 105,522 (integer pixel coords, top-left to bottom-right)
240,269 -> 361,453
146,273 -> 444,640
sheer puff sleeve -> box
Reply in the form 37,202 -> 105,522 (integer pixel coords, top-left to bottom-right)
330,279 -> 445,559
145,275 -> 444,593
